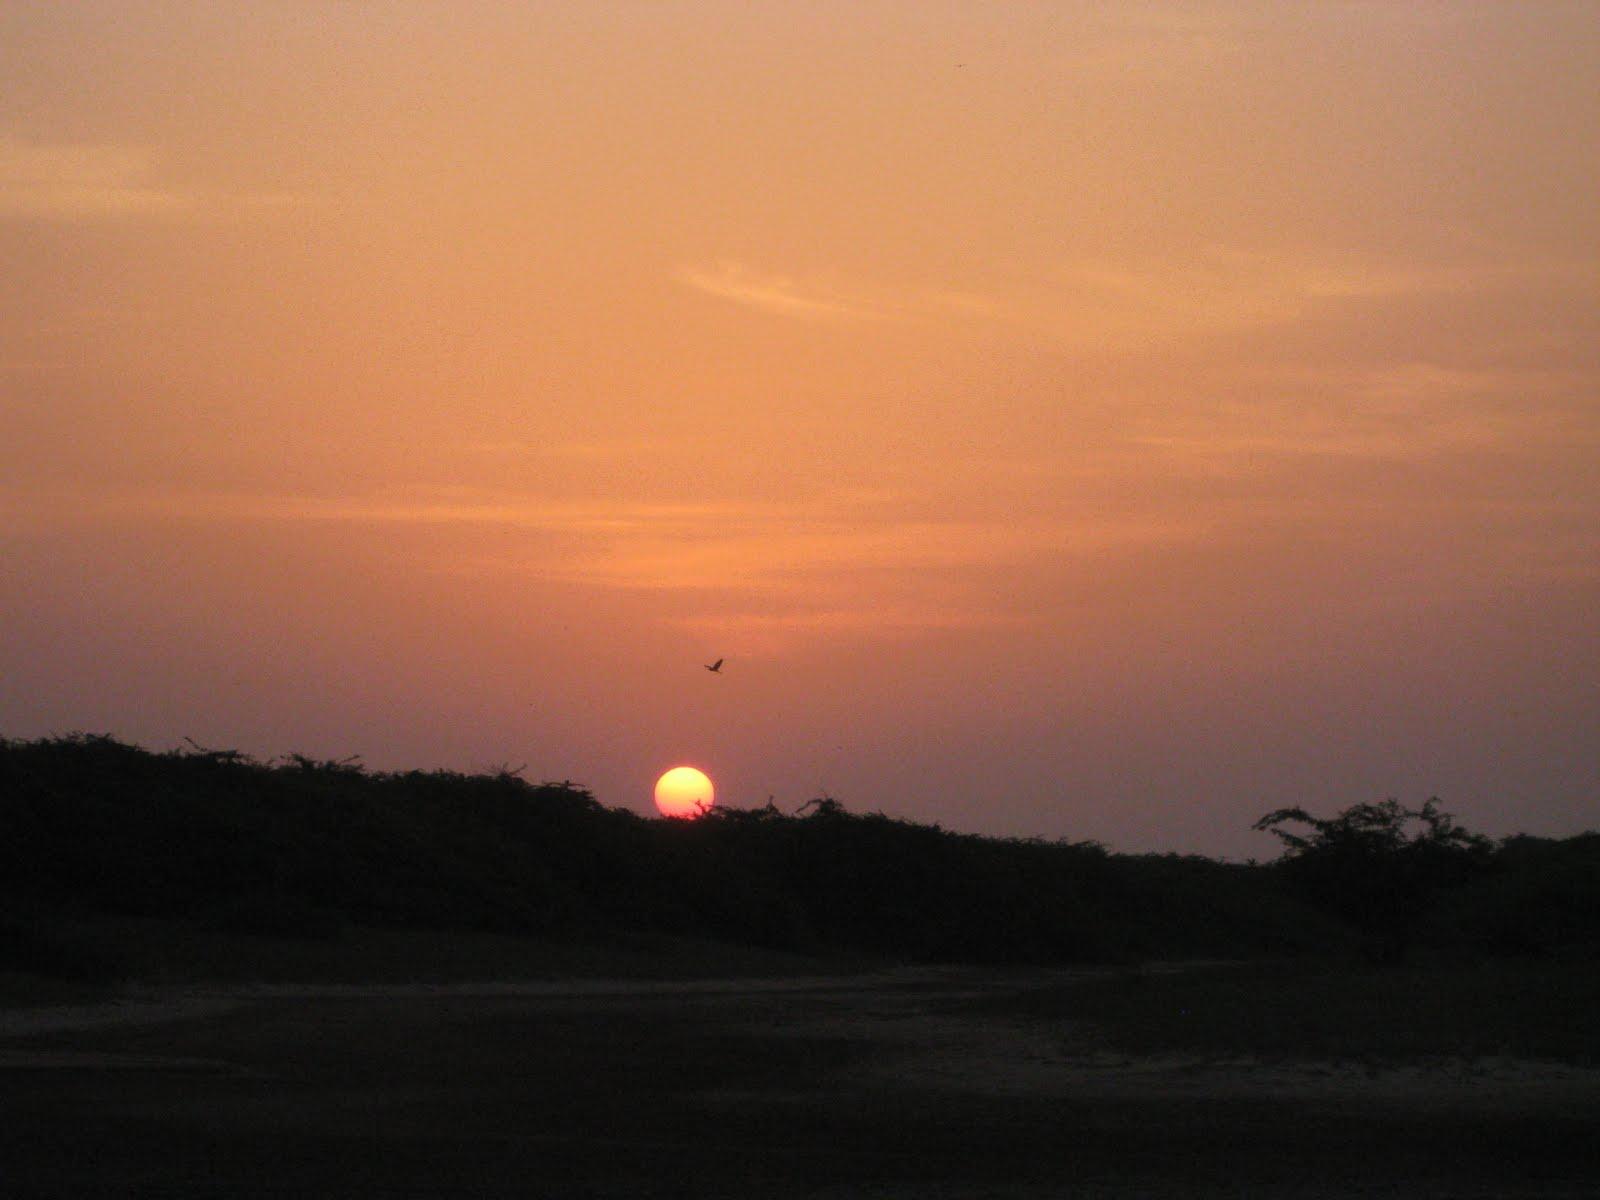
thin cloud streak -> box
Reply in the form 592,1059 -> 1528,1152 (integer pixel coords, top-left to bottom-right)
126,490 -> 752,534
676,261 -> 888,321
9,479 -> 1215,643
962,243 -> 1596,352
676,261 -> 1006,327
0,134 -> 312,220
667,604 -> 1021,643
0,136 -> 193,218
675,241 -> 1591,353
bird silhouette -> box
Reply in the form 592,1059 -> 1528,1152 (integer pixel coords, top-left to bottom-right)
705,658 -> 724,673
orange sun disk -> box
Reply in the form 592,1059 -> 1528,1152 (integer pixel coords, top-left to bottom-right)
654,766 -> 714,818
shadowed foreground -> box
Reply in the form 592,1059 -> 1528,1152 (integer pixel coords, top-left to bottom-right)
4,966 -> 1598,1199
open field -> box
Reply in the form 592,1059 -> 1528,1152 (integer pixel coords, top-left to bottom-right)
3,952 -> 1598,1198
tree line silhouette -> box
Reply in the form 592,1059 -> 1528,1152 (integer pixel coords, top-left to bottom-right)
3,733 -> 1596,979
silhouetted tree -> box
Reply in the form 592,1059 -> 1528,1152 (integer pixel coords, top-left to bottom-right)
795,795 -> 846,819
1254,798 -> 1494,963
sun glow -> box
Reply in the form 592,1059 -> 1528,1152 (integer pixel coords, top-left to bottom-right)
654,766 -> 714,819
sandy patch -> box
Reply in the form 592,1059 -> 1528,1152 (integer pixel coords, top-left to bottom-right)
5,967 -> 1599,1115
721,972 -> 1600,1111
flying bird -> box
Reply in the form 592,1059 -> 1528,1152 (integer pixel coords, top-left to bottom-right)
705,658 -> 724,674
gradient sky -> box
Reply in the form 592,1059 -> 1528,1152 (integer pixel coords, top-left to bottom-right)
3,2 -> 1596,856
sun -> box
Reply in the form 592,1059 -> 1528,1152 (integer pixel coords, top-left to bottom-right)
654,766 -> 714,819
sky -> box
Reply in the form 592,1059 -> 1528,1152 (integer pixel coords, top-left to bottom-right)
2,2 -> 1596,857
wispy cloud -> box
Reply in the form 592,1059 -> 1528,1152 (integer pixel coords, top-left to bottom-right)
118,489 -> 750,535
1125,372 -> 1594,467
0,358 -> 69,373
461,437 -> 698,462
665,604 -> 1019,646
676,261 -> 889,321
542,519 -> 1031,593
675,241 -> 1570,353
678,240 -> 1590,349
0,134 -> 311,220
1351,362 -> 1587,404
0,136 -> 193,218
1068,245 -> 1467,330
15,479 -> 1210,647
982,242 -> 1588,351
676,261 -> 1012,333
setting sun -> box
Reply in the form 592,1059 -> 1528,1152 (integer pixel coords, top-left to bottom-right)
654,766 -> 714,819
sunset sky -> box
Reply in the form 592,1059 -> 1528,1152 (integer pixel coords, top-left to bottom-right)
3,3 -> 1595,856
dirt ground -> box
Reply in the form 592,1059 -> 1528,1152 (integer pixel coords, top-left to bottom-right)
3,966 -> 1598,1198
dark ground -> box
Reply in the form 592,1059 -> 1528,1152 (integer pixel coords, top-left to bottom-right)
3,952 -> 1598,1198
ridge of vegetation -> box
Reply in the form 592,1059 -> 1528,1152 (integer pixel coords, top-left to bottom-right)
3,733 -> 1596,981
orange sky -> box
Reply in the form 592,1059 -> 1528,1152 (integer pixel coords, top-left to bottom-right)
3,3 -> 1596,855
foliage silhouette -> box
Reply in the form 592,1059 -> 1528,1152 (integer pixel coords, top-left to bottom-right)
1439,832 -> 1600,958
1254,798 -> 1495,963
2,734 -> 1595,980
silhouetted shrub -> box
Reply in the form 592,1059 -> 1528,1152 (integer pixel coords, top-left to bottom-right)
1254,798 -> 1495,963
1439,833 -> 1600,959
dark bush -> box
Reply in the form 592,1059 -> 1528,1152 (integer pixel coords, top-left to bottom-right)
1254,798 -> 1495,963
